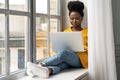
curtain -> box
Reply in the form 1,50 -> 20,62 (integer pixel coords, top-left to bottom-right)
87,0 -> 117,80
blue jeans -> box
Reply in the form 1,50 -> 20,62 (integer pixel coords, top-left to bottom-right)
42,48 -> 82,74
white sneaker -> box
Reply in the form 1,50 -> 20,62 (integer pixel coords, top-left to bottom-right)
27,62 -> 33,68
26,62 -> 35,77
26,68 -> 34,78
27,62 -> 49,78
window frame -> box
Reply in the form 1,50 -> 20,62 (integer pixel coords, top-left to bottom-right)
0,0 -> 31,79
0,0 -> 62,79
34,0 -> 61,61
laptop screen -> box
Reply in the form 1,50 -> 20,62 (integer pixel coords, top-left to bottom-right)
50,32 -> 85,52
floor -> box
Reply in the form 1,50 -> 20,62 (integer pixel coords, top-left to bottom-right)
17,69 -> 88,80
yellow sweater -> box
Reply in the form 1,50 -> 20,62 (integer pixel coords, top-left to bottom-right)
64,27 -> 88,68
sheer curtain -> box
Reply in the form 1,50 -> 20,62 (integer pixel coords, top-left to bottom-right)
87,0 -> 117,80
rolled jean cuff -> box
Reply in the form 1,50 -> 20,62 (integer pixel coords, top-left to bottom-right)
39,62 -> 46,66
48,66 -> 60,75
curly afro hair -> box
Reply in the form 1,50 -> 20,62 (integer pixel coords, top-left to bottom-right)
68,1 -> 84,17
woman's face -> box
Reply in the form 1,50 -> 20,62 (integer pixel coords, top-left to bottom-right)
69,11 -> 83,28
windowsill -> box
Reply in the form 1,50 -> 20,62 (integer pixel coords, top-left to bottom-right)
0,69 -> 26,80
17,69 -> 88,80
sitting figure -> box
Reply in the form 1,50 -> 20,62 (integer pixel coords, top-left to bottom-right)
27,1 -> 88,78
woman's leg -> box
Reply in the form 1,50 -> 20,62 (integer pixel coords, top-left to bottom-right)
48,62 -> 70,75
42,48 -> 82,68
26,62 -> 69,78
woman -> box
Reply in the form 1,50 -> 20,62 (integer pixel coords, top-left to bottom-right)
27,1 -> 88,78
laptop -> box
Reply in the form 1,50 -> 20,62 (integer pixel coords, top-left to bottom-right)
50,32 -> 85,52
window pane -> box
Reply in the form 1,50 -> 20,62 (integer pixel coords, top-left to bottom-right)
50,19 -> 58,56
0,0 -> 5,8
9,0 -> 28,11
9,15 -> 27,72
36,17 -> 48,60
0,14 -> 5,75
50,19 -> 57,32
36,0 -> 47,14
50,0 -> 58,15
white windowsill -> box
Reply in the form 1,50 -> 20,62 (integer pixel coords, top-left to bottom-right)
17,69 -> 88,80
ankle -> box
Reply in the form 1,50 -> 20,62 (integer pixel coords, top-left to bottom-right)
39,63 -> 45,67
48,68 -> 53,75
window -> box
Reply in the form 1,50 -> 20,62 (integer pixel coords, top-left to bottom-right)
36,0 -> 47,14
0,0 -> 61,79
35,0 -> 61,60
9,15 -> 27,72
0,0 -> 30,78
50,19 -> 58,32
0,0 -> 5,9
36,17 -> 48,60
50,0 -> 59,15
9,0 -> 28,11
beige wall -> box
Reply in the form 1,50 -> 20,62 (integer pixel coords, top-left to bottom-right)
61,0 -> 88,31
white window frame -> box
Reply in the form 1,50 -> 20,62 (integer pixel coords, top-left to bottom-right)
34,0 -> 62,61
0,0 -> 31,79
0,0 -> 62,79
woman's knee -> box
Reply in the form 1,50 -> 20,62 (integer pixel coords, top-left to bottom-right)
58,49 -> 67,55
57,49 -> 68,60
